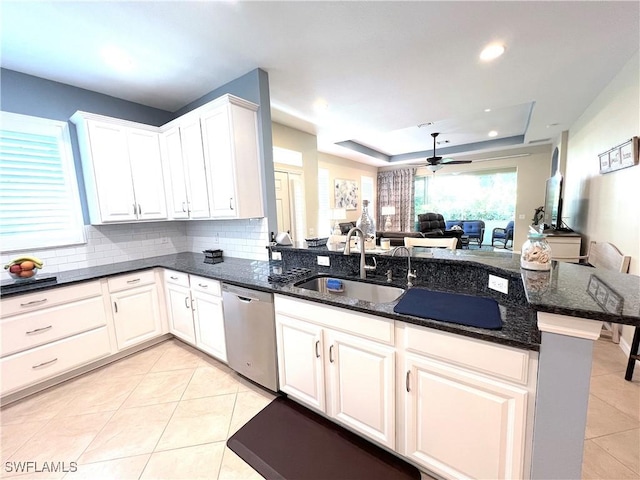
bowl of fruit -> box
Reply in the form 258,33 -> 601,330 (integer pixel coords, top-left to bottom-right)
4,256 -> 44,281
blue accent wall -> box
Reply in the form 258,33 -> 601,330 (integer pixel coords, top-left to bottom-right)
0,68 -> 173,125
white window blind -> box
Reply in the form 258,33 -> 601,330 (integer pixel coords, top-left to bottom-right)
0,112 -> 85,252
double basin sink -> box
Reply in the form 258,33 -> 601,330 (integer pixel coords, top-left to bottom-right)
294,275 -> 405,304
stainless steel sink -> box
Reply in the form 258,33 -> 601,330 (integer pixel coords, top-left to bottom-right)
294,276 -> 405,303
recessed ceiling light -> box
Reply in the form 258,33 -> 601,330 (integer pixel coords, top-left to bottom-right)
101,46 -> 134,71
484,108 -> 491,113
480,44 -> 506,62
418,122 -> 434,128
488,130 -> 498,137
546,123 -> 560,128
313,99 -> 329,112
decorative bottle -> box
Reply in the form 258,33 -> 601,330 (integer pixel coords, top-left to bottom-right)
356,200 -> 376,244
521,228 -> 552,271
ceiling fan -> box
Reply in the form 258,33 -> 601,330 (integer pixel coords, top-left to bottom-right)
425,132 -> 472,171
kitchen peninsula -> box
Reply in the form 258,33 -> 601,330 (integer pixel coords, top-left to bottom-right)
1,248 -> 638,480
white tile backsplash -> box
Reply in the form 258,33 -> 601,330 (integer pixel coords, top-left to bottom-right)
1,218 -> 270,278
186,218 -> 269,261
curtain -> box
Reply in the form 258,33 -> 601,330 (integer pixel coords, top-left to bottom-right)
377,168 -> 416,232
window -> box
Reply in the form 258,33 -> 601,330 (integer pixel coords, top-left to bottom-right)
415,169 -> 517,222
0,111 -> 85,252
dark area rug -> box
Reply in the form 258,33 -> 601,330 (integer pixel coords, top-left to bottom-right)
227,396 -> 421,480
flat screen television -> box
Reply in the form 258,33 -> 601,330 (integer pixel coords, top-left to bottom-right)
543,171 -> 564,231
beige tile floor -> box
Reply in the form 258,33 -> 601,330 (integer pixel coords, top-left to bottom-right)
0,336 -> 638,479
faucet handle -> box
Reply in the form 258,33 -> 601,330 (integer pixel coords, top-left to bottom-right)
407,269 -> 417,287
364,256 -> 377,271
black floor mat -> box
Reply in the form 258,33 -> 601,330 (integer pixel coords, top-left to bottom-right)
227,396 -> 421,480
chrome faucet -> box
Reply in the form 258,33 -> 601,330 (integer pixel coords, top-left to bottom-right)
344,227 -> 376,279
392,246 -> 416,287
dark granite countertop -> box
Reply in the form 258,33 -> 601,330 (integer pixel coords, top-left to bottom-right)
2,248 -> 638,352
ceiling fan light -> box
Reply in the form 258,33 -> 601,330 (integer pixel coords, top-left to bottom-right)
488,130 -> 498,137
427,164 -> 443,172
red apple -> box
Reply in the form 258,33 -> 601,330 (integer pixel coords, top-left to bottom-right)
9,264 -> 21,274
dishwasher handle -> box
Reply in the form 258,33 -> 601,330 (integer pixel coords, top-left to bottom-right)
237,295 -> 254,303
222,283 -> 273,304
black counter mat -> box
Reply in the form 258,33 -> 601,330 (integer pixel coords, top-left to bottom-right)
227,396 -> 421,480
394,288 -> 503,329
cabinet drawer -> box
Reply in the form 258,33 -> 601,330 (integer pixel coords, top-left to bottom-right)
274,295 -> 394,345
1,296 -> 107,357
0,327 -> 111,396
108,270 -> 155,292
190,275 -> 221,296
403,324 -> 531,385
164,269 -> 190,288
1,281 -> 102,318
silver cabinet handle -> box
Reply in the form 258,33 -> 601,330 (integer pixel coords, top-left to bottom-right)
198,283 -> 209,289
133,203 -> 137,214
315,340 -> 320,358
26,325 -> 52,335
406,370 -> 411,392
182,202 -> 187,212
185,296 -> 190,309
126,278 -> 141,284
32,358 -> 58,369
170,276 -> 179,280
229,197 -> 234,210
20,298 -> 47,307
329,345 -> 335,363
138,204 -> 142,215
114,301 -> 118,313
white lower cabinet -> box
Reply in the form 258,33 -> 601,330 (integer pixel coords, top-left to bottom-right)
400,324 -> 536,480
109,271 -> 163,350
164,270 -> 226,362
0,281 -> 112,396
404,354 -> 528,479
275,296 -> 395,449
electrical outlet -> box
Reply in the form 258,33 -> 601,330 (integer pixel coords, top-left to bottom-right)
272,251 -> 282,261
213,233 -> 219,244
518,214 -> 525,219
161,237 -> 168,244
317,256 -> 330,267
488,274 -> 509,294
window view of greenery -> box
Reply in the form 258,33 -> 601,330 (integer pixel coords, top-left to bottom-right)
414,169 -> 516,222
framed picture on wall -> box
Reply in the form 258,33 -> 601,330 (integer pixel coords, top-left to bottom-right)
599,136 -> 639,174
334,179 -> 358,210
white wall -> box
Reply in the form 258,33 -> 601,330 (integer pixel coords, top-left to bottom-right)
185,218 -> 269,261
563,50 -> 639,347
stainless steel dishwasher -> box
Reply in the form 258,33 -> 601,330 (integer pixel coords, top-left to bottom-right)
222,283 -> 278,392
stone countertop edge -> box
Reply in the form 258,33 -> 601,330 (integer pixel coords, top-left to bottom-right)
2,251 -> 638,350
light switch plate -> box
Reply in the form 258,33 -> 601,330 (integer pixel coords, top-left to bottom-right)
317,256 -> 330,266
488,274 -> 509,294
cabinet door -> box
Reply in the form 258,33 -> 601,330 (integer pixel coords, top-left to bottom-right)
200,106 -> 237,218
404,354 -> 528,480
111,284 -> 162,350
325,330 -> 395,449
162,127 -> 190,219
87,121 -> 137,222
165,283 -> 196,344
275,314 -> 325,412
191,290 -> 226,362
180,119 -> 211,219
127,129 -> 167,220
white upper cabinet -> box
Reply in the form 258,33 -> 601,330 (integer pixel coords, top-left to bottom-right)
161,119 -> 211,220
71,112 -> 167,224
200,95 -> 264,219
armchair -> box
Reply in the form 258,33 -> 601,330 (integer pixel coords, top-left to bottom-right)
417,213 -> 464,247
491,221 -> 514,248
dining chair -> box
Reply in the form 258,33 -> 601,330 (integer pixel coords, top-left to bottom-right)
404,236 -> 458,250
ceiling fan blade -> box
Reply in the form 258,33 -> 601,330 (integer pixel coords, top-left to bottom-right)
442,159 -> 472,165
